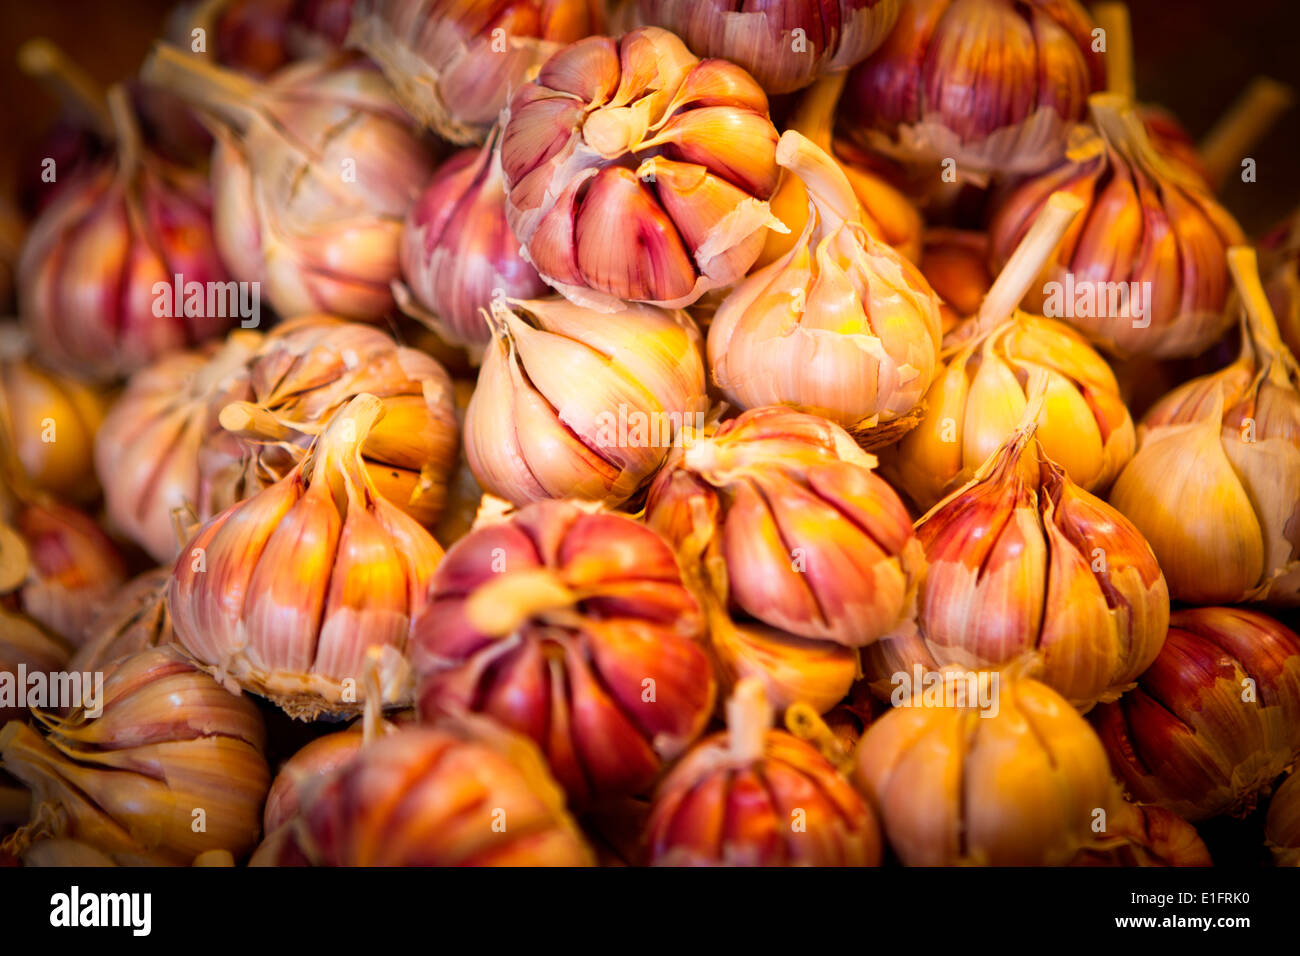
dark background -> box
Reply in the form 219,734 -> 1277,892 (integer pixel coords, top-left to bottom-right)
0,0 -> 1297,233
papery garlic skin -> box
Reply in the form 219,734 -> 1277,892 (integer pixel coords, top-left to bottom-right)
638,0 -> 900,95
868,427 -> 1167,710
464,297 -> 706,507
0,647 -> 269,865
988,96 -> 1246,359
891,313 -> 1135,510
263,728 -> 364,834
646,728 -> 883,866
413,500 -> 714,805
18,93 -> 233,382
1071,801 -> 1212,867
297,721 -> 596,866
95,334 -> 260,563
0,612 -> 69,726
215,316 -> 460,529
841,0 -> 1104,177
709,131 -> 941,435
1267,771 -> 1300,866
854,673 -> 1127,866
145,50 -> 437,322
169,394 -> 443,719
349,0 -> 605,144
0,334 -> 107,503
1108,249 -> 1300,605
70,568 -> 173,674
646,406 -> 925,651
500,26 -> 781,311
1090,608 -> 1300,822
398,132 -> 547,355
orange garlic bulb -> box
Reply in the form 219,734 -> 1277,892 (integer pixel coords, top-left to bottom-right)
709,131 -> 941,440
295,720 -> 595,866
1090,607 -> 1300,822
0,647 -> 269,865
263,728 -> 364,835
413,500 -> 715,804
1071,801 -> 1212,867
349,0 -> 606,144
646,405 -> 925,657
464,297 -> 706,507
170,393 -> 443,718
890,193 -> 1134,511
868,394 -> 1167,711
645,680 -> 882,866
1109,248 -> 1300,604
0,327 -> 107,504
500,26 -> 782,310
988,94 -> 1246,359
853,671 -> 1128,865
919,229 -> 992,335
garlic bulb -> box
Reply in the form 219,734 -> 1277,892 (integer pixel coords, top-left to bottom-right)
500,26 -> 782,310
0,647 -> 269,865
1090,607 -> 1300,822
1267,771 -> 1300,866
412,500 -> 715,804
349,0 -> 606,144
645,679 -> 882,866
0,328 -> 107,504
645,405 -> 924,654
890,193 -> 1134,510
869,392 -> 1168,710
295,720 -> 596,865
841,0 -> 1104,178
464,297 -> 706,507
70,568 -> 173,674
638,0 -> 900,95
18,86 -> 233,381
1071,801 -> 1212,867
263,727 -> 364,834
0,611 -> 69,726
709,131 -> 941,439
95,333 -> 260,563
1109,248 -> 1300,604
170,393 -> 443,719
1263,213 -> 1300,363
144,48 -> 437,322
988,95 -> 1246,359
8,499 -> 128,646
853,672 -> 1128,865
397,129 -> 547,356
214,315 -> 460,529
756,72 -> 923,269
174,0 -> 354,76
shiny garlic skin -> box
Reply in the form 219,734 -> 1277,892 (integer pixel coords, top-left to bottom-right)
637,0 -> 901,95
412,500 -> 715,806
841,0 -> 1105,177
708,131 -> 942,437
0,647 -> 269,865
169,394 -> 443,720
295,722 -> 596,866
853,673 -> 1127,866
867,424 -> 1168,711
988,95 -> 1246,360
1090,607 -> 1300,822
500,26 -> 782,311
350,0 -> 606,144
464,297 -> 707,507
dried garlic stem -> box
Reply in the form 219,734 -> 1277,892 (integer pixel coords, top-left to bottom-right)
141,43 -> 261,132
1092,3 -> 1135,102
18,38 -> 111,136
219,401 -> 297,442
105,85 -> 142,181
1200,78 -> 1295,188
464,568 -> 577,637
976,192 -> 1084,331
1227,246 -> 1289,358
789,72 -> 849,152
726,678 -> 772,765
785,702 -> 848,766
